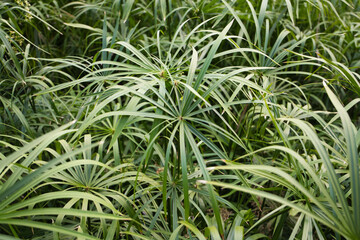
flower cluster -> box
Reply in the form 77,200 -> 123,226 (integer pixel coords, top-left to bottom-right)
6,30 -> 24,49
15,0 -> 33,21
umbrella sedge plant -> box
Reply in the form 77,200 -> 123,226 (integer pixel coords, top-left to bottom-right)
1,0 -> 359,239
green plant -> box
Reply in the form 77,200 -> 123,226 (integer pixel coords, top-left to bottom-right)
1,0 -> 359,239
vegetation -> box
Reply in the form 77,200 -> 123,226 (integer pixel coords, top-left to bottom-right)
1,0 -> 360,239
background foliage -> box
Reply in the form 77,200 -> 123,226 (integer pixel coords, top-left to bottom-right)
1,0 -> 360,239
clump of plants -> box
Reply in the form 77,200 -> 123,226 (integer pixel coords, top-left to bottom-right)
1,0 -> 360,239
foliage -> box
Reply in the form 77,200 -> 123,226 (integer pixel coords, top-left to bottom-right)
1,0 -> 360,239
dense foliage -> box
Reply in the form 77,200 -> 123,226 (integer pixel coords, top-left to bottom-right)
1,0 -> 360,239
